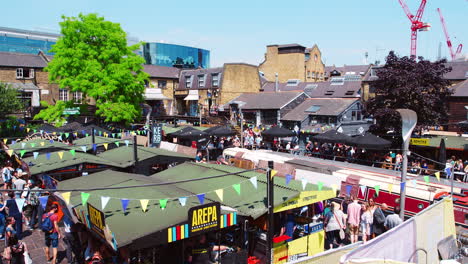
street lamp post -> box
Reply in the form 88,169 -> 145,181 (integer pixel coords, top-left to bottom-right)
396,109 -> 417,220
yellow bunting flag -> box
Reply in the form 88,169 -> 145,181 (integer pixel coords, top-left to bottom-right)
435,172 -> 440,182
388,183 -> 393,194
140,199 -> 149,212
331,184 -> 338,194
40,142 -> 45,146
2,139 -> 7,144
61,192 -> 71,205
52,132 -> 56,135
6,149 -> 13,157
271,170 -> 277,178
57,151 -> 64,159
26,128 -> 30,133
215,189 -> 224,201
103,143 -> 108,150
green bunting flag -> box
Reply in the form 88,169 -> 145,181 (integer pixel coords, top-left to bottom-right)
81,192 -> 90,206
20,150 -> 26,158
30,143 -> 36,148
115,142 -> 120,147
159,199 -> 168,209
65,133 -> 69,138
70,149 -> 76,156
317,181 -> 324,191
233,184 -> 241,195
374,185 -> 380,196
423,176 -> 429,183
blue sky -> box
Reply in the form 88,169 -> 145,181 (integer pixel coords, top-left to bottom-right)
2,0 -> 466,67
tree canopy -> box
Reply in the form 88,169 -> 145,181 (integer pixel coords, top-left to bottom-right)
36,13 -> 149,125
366,51 -> 452,134
0,83 -> 23,118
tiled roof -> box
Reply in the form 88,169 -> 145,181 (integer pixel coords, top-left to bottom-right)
228,91 -> 304,110
325,65 -> 371,76
0,52 -> 47,68
451,80 -> 468,97
444,61 -> 468,80
282,98 -> 359,121
178,67 -> 223,90
142,64 -> 180,79
262,80 -> 361,98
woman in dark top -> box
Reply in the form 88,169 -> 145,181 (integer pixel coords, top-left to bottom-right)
2,192 -> 23,240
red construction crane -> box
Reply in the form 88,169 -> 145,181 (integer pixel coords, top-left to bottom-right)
398,0 -> 431,58
437,8 -> 463,61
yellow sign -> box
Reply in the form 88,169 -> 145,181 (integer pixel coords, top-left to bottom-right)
188,202 -> 220,235
274,190 -> 336,213
273,244 -> 288,263
87,203 -> 106,238
410,138 -> 429,146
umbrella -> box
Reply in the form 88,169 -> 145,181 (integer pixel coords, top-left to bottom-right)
209,126 -> 236,137
60,122 -> 84,132
167,126 -> 199,137
177,129 -> 210,140
348,133 -> 391,149
262,126 -> 296,137
312,130 -> 352,144
438,138 -> 446,170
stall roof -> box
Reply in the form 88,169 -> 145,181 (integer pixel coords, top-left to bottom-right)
163,125 -> 209,134
9,139 -> 71,154
96,146 -> 192,167
72,136 -> 129,148
24,151 -> 121,175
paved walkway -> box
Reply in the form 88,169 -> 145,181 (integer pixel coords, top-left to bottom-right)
1,228 -> 69,264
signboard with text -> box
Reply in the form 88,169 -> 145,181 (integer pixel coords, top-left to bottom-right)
410,138 -> 429,146
152,123 -> 163,147
188,202 -> 220,236
87,203 -> 106,238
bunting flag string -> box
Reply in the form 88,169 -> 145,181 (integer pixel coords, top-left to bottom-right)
285,174 -> 293,185
388,183 -> 393,194
232,184 -> 241,195
15,198 -> 26,213
434,172 -> 440,182
61,192 -> 71,205
197,194 -> 205,205
70,149 -> 76,156
249,176 -> 258,189
140,199 -> 149,212
423,176 -> 430,183
346,185 -> 352,195
400,182 -> 406,193
359,185 -> 366,196
374,185 -> 380,196
101,196 -> 110,210
80,146 -> 87,152
159,199 -> 168,209
178,197 -> 187,206
33,152 -> 39,160
121,199 -> 130,212
215,189 -> 224,201
301,178 -> 307,190
6,149 -> 13,157
317,181 -> 323,191
81,192 -> 90,206
103,143 -> 108,150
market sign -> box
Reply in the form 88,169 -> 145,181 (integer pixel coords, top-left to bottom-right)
188,202 -> 220,235
87,203 -> 106,238
410,138 -> 429,146
63,107 -> 80,115
152,123 -> 163,147
274,190 -> 336,213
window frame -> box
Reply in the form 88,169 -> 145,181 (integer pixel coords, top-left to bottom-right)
211,73 -> 219,87
158,80 -> 167,89
16,68 -> 23,79
59,89 -> 69,101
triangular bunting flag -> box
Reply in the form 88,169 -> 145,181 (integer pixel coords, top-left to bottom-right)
178,197 -> 187,206
15,198 -> 26,213
26,128 -> 30,133
30,143 -> 36,148
21,143 -> 26,148
11,140 -> 16,145
92,144 -> 97,152
65,133 -> 69,138
81,192 -> 90,206
233,184 -> 241,195
249,177 -> 258,189
374,185 -> 380,196
159,199 -> 168,209
331,184 -> 338,194
112,133 -> 116,138
285,174 -> 293,185
317,181 -> 323,191
40,142 -> 45,146
6,149 -> 13,157
388,183 -> 393,194
215,189 -> 224,201
61,192 -> 71,205
33,129 -> 37,133
360,185 -> 366,196
400,182 -> 406,193
115,142 -> 120,147
39,196 -> 48,210
271,170 -> 277,178
346,185 -> 353,195
46,153 -> 51,160
49,140 -> 54,144
140,199 -> 149,212
80,146 -> 87,152
57,151 -> 64,159
412,179 -> 417,188
301,178 -> 307,190
33,152 -> 39,160
2,139 -> 6,144
20,150 -> 26,158
423,176 -> 429,183
121,199 -> 130,212
70,149 -> 76,156
101,196 -> 110,210
434,172 -> 440,182
125,140 -> 129,147
103,143 -> 108,150
197,194 -> 205,204
58,136 -> 62,141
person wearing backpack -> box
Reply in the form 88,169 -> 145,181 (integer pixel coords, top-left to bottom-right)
42,204 -> 61,264
2,161 -> 13,190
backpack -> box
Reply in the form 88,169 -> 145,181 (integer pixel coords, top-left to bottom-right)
41,213 -> 54,232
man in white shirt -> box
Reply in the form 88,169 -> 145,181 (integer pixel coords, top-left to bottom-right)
384,206 -> 403,230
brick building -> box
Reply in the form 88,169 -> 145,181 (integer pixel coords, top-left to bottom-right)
142,64 -> 180,116
259,44 -> 325,83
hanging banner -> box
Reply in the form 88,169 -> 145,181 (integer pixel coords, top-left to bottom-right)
87,203 -> 106,239
410,138 -> 429,146
152,123 -> 163,148
188,202 -> 220,236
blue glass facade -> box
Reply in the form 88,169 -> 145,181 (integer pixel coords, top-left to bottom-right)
143,42 -> 210,69
0,35 -> 56,55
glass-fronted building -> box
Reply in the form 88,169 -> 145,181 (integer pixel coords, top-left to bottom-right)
0,27 -> 59,55
143,42 -> 210,69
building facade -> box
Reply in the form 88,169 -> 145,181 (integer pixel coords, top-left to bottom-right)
143,42 -> 210,69
0,27 -> 59,55
142,65 -> 180,116
175,63 -> 261,117
258,44 -> 325,83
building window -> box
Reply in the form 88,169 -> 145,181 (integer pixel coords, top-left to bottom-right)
185,76 -> 192,88
59,89 -> 69,101
314,54 -> 318,61
212,73 -> 219,87
330,77 -> 345,85
286,79 -> 300,86
198,74 -> 205,88
158,80 -> 167,89
307,71 -> 311,77
72,91 -> 83,102
27,69 -> 34,78
311,72 -> 316,78
16,68 -> 23,79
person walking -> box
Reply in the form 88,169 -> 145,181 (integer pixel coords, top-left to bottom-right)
2,192 -> 23,240
384,206 -> 403,230
324,202 -> 346,249
42,203 -> 61,264
2,235 -> 29,264
360,203 -> 372,243
12,173 -> 26,199
2,161 -> 14,190
24,181 -> 40,230
372,202 -> 387,238
347,196 -> 361,244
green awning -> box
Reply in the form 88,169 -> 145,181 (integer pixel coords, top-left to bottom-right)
72,136 -> 131,148
9,139 -> 71,154
96,146 -> 192,167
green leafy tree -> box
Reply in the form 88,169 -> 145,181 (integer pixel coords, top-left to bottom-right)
0,83 -> 23,118
36,13 -> 149,125
33,101 -> 68,127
